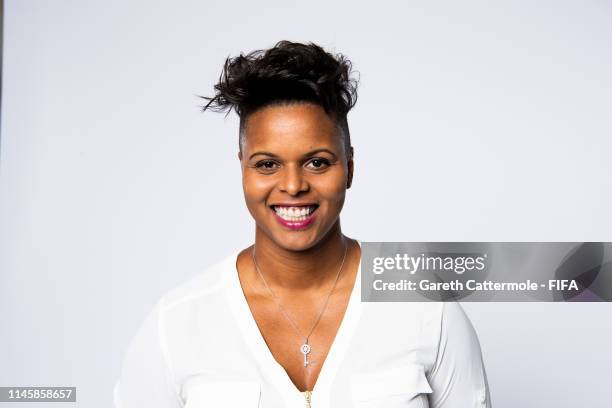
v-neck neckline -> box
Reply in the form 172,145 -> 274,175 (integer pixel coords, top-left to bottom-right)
225,242 -> 363,408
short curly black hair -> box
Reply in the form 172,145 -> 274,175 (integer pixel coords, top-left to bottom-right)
201,40 -> 359,156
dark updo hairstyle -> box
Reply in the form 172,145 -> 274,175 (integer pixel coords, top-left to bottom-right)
201,40 -> 359,157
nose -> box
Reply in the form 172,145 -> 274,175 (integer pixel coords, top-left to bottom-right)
278,164 -> 309,196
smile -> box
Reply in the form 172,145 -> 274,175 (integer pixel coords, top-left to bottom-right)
270,205 -> 319,229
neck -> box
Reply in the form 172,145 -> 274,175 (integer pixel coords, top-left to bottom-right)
252,223 -> 348,292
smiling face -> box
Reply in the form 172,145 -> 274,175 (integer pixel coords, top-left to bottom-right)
239,103 -> 353,251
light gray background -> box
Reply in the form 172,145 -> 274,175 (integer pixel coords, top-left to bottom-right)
1,1 -> 611,407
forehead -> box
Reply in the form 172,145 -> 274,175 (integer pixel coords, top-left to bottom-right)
242,103 -> 341,151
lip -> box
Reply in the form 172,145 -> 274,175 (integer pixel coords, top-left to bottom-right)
269,202 -> 318,207
270,204 -> 318,230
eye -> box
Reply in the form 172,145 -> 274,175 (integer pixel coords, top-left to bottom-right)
254,160 -> 280,172
305,158 -> 331,171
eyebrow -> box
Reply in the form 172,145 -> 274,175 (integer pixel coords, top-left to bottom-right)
249,148 -> 338,160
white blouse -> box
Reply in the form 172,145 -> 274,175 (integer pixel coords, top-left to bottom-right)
114,247 -> 492,408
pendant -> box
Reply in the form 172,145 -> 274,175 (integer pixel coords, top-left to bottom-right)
300,343 -> 311,367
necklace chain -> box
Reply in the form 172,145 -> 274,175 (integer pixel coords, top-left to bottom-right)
251,239 -> 349,366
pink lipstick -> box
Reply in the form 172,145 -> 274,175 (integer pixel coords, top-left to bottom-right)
270,204 -> 318,230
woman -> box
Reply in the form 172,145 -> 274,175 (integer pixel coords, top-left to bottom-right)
114,41 -> 491,408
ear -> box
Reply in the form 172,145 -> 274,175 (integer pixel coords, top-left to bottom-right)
346,146 -> 354,189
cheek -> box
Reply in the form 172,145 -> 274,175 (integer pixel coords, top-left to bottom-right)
311,176 -> 347,204
243,174 -> 275,204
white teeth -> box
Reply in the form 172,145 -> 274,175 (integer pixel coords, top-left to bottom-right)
273,206 -> 316,221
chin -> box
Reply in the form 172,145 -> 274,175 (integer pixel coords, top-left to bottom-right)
274,234 -> 317,252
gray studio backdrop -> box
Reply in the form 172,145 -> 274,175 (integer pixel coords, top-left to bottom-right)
1,1 -> 611,407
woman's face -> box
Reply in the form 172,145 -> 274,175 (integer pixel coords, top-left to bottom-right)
239,103 -> 353,251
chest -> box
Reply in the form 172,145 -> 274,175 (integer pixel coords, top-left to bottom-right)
176,284 -> 438,408
245,290 -> 351,392
180,305 -> 436,408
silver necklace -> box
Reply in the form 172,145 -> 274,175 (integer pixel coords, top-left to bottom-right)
251,240 -> 348,368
